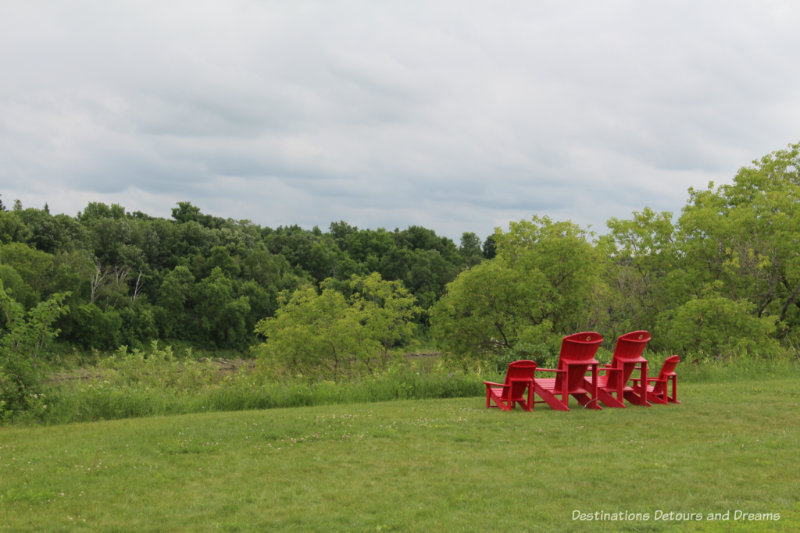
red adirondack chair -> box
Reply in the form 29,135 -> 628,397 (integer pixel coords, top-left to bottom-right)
533,332 -> 603,411
484,360 -> 537,411
633,355 -> 681,405
593,330 -> 651,408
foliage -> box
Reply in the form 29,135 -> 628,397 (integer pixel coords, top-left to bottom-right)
0,282 -> 68,418
347,272 -> 421,357
657,290 -> 781,361
600,207 -> 683,344
255,274 -> 419,380
2,141 -> 800,398
431,216 -> 601,366
0,200 -> 466,353
678,142 -> 800,325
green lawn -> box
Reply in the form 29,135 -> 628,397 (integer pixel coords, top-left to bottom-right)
2,379 -> 799,532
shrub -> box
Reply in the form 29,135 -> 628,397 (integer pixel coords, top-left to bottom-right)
0,282 -> 68,418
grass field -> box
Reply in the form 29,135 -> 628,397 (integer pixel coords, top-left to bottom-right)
2,378 -> 799,532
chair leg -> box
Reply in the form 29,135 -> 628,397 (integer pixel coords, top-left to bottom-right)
533,384 -> 569,411
574,393 -> 602,410
668,376 -> 680,404
595,384 -> 625,408
623,390 -> 651,407
625,364 -> 651,406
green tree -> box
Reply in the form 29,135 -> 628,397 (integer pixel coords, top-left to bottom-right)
255,273 -> 419,379
657,289 -> 780,360
458,232 -> 483,268
0,211 -> 32,244
156,265 -> 196,339
255,286 -> 381,380
0,264 -> 37,309
0,281 -> 68,416
0,242 -> 55,300
600,208 -> 685,346
678,142 -> 800,345
431,216 -> 602,366
346,273 -> 420,359
58,303 -> 122,349
194,267 -> 251,348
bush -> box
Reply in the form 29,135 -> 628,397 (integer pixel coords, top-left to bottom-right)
0,282 -> 68,419
657,295 -> 781,361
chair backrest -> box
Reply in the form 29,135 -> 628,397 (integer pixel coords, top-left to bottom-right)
504,359 -> 537,386
652,355 -> 680,393
556,332 -> 603,390
611,330 -> 651,363
656,355 -> 680,378
504,360 -> 537,399
608,330 -> 651,385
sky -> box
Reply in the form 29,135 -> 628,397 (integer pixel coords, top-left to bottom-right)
2,1 -> 799,242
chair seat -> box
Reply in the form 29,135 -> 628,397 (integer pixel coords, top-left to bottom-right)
484,360 -> 537,412
535,378 -> 591,395
592,374 -> 636,391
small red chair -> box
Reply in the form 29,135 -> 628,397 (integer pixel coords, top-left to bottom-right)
484,360 -> 537,411
633,355 -> 681,405
533,332 -> 603,411
593,331 -> 651,408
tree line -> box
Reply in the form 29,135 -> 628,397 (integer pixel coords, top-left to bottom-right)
2,142 -> 799,373
0,197 -> 484,353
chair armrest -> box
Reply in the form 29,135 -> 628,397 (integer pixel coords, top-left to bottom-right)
534,368 -> 565,375
597,366 -> 621,376
483,381 -> 505,387
631,377 -> 664,384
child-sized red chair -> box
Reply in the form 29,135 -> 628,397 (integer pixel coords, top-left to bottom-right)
634,355 -> 681,405
533,332 -> 604,411
484,360 -> 537,411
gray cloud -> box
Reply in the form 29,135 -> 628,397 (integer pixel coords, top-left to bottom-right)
1,1 -> 799,241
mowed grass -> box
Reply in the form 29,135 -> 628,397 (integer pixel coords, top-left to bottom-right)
2,379 -> 799,532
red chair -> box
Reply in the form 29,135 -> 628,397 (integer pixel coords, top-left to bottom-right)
594,331 -> 651,408
533,332 -> 603,411
484,360 -> 537,411
634,355 -> 681,405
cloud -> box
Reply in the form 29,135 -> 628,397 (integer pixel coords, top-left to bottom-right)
1,1 -> 799,241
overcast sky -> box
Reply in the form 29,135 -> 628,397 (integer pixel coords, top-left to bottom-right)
2,1 -> 799,242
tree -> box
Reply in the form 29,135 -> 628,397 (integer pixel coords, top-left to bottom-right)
346,273 -> 420,359
0,242 -> 55,299
431,258 -> 552,367
458,232 -> 483,268
431,216 -> 602,367
657,289 -> 780,360
194,267 -> 251,347
171,201 -> 202,224
255,273 -> 419,380
58,302 -> 122,350
255,286 -> 381,380
677,142 -> 800,344
1,281 -> 68,416
600,208 -> 684,346
0,211 -> 32,244
156,265 -> 195,339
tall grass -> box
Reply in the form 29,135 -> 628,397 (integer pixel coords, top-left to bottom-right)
38,345 -> 483,425
15,343 -> 800,426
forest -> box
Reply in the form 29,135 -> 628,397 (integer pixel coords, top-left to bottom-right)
1,142 -> 799,418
